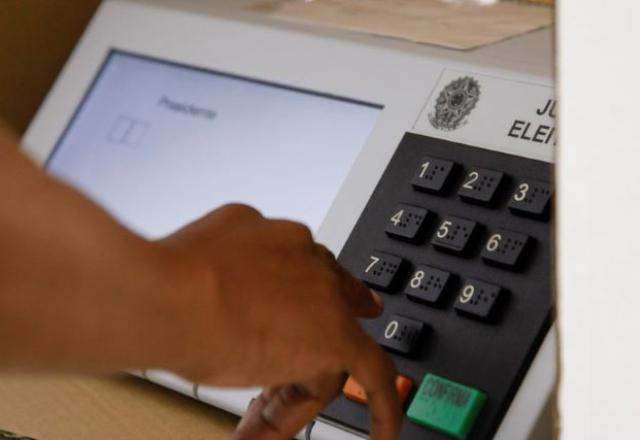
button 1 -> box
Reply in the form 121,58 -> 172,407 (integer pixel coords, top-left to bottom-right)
508,179 -> 552,219
385,204 -> 429,242
358,252 -> 405,291
457,168 -> 505,206
431,216 -> 478,255
407,374 -> 487,440
378,314 -> 425,356
343,375 -> 414,407
404,265 -> 453,305
411,156 -> 456,194
481,229 -> 531,269
454,279 -> 504,321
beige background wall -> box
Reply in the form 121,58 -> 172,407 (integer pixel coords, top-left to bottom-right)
0,0 -> 101,134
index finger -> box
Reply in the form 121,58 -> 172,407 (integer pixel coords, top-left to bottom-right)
346,324 -> 402,440
315,244 -> 383,318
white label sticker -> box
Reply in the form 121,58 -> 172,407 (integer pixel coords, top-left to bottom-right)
413,70 -> 556,162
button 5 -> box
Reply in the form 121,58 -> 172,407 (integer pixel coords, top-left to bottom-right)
457,167 -> 505,206
431,216 -> 478,255
358,252 -> 405,291
343,375 -> 414,407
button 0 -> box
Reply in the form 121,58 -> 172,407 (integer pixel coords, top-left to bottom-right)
407,374 -> 486,440
411,156 -> 456,194
378,314 -> 426,356
457,167 -> 505,206
343,375 -> 414,407
431,216 -> 478,255
358,252 -> 405,291
508,179 -> 552,219
481,229 -> 531,269
385,203 -> 429,242
454,279 -> 504,321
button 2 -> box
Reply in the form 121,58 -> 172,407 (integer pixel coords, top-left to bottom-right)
411,156 -> 456,194
481,229 -> 531,269
457,167 -> 505,206
404,265 -> 453,305
508,179 -> 552,219
431,216 -> 478,255
385,204 -> 429,242
454,279 -> 504,321
378,314 -> 425,355
407,373 -> 487,440
359,252 -> 404,291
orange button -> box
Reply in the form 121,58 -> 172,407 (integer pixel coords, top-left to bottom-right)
343,375 -> 414,406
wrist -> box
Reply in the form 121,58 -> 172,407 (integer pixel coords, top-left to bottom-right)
140,242 -> 222,378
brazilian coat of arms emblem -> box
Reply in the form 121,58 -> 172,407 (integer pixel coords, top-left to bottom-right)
428,76 -> 481,131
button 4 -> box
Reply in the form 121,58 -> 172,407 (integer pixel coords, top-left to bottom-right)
407,374 -> 486,440
508,179 -> 552,219
343,375 -> 414,407
431,216 -> 478,255
481,229 -> 531,269
404,265 -> 453,305
378,314 -> 426,356
458,167 -> 505,206
454,279 -> 504,321
411,156 -> 456,194
358,252 -> 405,291
385,203 -> 429,242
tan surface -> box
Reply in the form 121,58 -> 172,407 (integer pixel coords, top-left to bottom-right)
0,375 -> 238,439
249,0 -> 553,50
0,3 -> 237,439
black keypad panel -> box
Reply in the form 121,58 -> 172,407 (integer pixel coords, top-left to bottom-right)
358,251 -> 404,291
385,204 -> 429,242
378,314 -> 426,356
508,179 -> 552,219
431,216 -> 478,255
411,156 -> 456,194
457,167 -> 505,206
322,133 -> 553,440
454,279 -> 504,321
481,229 -> 531,269
404,265 -> 453,305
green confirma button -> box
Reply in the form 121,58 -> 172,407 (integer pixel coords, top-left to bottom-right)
407,374 -> 487,440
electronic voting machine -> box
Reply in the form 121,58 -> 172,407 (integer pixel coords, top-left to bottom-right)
22,1 -> 556,438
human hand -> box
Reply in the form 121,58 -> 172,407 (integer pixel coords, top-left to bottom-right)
159,204 -> 401,440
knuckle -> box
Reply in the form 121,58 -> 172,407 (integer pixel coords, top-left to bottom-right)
220,203 -> 262,219
281,221 -> 313,243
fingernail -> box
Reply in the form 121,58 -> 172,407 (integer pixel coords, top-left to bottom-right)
370,290 -> 384,310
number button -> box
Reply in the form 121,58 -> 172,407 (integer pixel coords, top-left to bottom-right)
404,265 -> 453,305
385,204 -> 429,242
481,229 -> 532,269
359,252 -> 405,291
454,279 -> 504,321
411,156 -> 456,194
457,167 -> 505,206
508,179 -> 552,219
431,216 -> 478,255
378,314 -> 426,356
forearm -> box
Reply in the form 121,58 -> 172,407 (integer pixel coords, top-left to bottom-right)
0,129 -> 205,373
